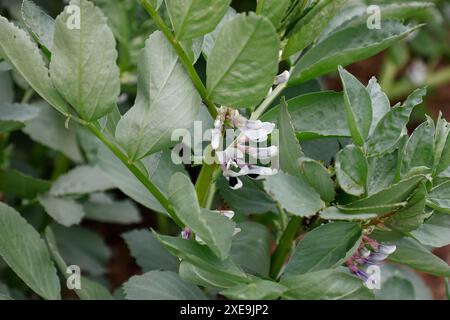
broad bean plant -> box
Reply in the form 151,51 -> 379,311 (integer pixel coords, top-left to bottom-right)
0,0 -> 449,300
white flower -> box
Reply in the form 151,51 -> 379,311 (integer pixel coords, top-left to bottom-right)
238,120 -> 275,142
211,119 -> 223,150
212,107 -> 278,190
243,145 -> 278,159
274,70 -> 290,85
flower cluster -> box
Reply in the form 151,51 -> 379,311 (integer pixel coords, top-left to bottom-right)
212,107 -> 279,189
346,235 -> 397,288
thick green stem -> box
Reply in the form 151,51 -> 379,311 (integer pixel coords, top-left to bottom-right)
251,78 -> 289,120
139,0 -> 217,118
270,216 -> 302,279
256,0 -> 265,15
86,123 -> 184,228
195,163 -> 219,208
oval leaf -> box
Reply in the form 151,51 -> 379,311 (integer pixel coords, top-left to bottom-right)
0,203 -> 60,300
124,270 -> 207,300
264,171 -> 325,217
284,222 -> 362,276
206,13 -> 279,107
50,0 -> 120,121
166,0 -> 231,40
115,31 -> 200,161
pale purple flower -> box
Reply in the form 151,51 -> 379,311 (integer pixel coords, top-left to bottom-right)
181,228 -> 193,240
346,236 -> 396,288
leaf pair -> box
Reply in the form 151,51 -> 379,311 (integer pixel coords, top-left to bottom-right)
0,0 -> 120,121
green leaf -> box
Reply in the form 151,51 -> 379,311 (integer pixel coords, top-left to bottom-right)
97,147 -> 188,213
49,165 -> 114,196
44,227 -> 113,300
50,0 -> 120,121
0,282 -> 12,300
0,16 -> 70,115
179,261 -> 240,289
261,91 -> 349,139
0,103 -> 40,133
388,237 -> 450,277
220,279 -> 287,300
166,0 -> 231,40
366,151 -> 397,195
385,182 -> 428,233
411,213 -> 450,248
154,233 -> 248,283
123,270 -> 207,300
338,67 -> 372,146
320,207 -> 376,221
149,0 -> 163,9
301,137 -> 346,166
0,202 -> 60,300
284,222 -> 361,276
217,176 -> 276,215
277,97 -> 304,177
22,101 -> 83,163
289,20 -> 420,85
283,0 -> 347,58
230,222 -> 271,277
116,31 -> 200,161
21,0 -> 55,50
264,171 -> 325,217
299,158 -> 335,203
52,225 -> 110,276
260,0 -> 291,29
122,229 -> 178,272
377,275 -> 415,300
366,87 -> 426,156
0,70 -> 13,103
427,181 -> 450,213
180,36 -> 203,63
337,3 -> 437,32
435,114 -> 450,176
0,168 -> 50,198
169,173 -> 235,259
335,145 -> 368,196
367,77 -> 390,135
84,193 -> 141,225
338,175 -> 426,214
281,269 -> 374,300
206,13 -> 279,107
38,195 -> 86,227
400,118 -> 435,177
377,264 -> 432,300
202,7 -> 236,59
